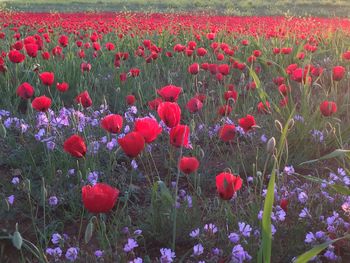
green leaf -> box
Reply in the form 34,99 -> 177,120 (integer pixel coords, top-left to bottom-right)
260,112 -> 295,262
12,227 -> 23,250
294,235 -> 350,263
300,149 -> 350,165
84,220 -> 94,244
261,163 -> 276,263
248,66 -> 266,103
297,174 -> 350,195
330,184 -> 350,195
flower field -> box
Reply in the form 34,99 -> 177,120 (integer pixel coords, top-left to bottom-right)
1,11 -> 350,262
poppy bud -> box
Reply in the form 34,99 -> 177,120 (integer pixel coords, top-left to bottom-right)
266,137 -> 276,154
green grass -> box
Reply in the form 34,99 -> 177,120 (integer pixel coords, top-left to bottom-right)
2,0 -> 350,16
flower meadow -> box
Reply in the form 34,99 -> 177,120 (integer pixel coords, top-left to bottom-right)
1,11 -> 350,262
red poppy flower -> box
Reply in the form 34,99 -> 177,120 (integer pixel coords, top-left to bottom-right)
188,63 -> 199,75
281,47 -> 292,54
31,96 -> 52,112
217,53 -> 225,61
273,47 -> 280,54
93,42 -> 100,51
242,39 -> 249,46
157,102 -> 181,128
157,85 -> 182,102
80,62 -> 91,73
197,47 -> 207,57
100,114 -> 123,134
257,101 -> 271,114
280,198 -> 288,212
333,66 -> 345,81
218,124 -> 236,142
216,172 -> 242,200
187,41 -> 197,50
41,51 -> 50,60
218,64 -> 230,75
120,72 -> 127,82
279,97 -> 288,107
179,156 -> 199,174
105,42 -> 115,51
185,49 -> 193,57
209,64 -> 218,74
39,72 -> 54,86
247,55 -> 256,63
130,68 -> 140,77
118,131 -> 145,158
169,124 -> 190,148
218,105 -> 232,116
224,90 -> 238,102
253,50 -> 262,57
8,50 -> 25,63
207,32 -> 215,40
16,82 -> 34,99
343,51 -> 350,60
215,73 -> 223,83
25,44 -> 38,58
82,183 -> 119,213
201,63 -> 209,70
320,101 -> 337,116
286,64 -> 298,75
278,84 -> 290,96
56,82 -> 69,92
311,67 -> 323,77
273,77 -> 285,86
52,46 -> 62,56
134,117 -> 162,143
58,35 -> 68,47
148,97 -> 163,111
76,91 -> 92,108
125,94 -> 136,105
291,68 -> 303,82
238,114 -> 256,133
194,93 -> 206,102
63,134 -> 87,158
186,97 -> 203,113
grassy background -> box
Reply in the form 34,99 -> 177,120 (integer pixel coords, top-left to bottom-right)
2,0 -> 350,16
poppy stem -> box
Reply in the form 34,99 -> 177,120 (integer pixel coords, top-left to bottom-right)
77,207 -> 85,242
172,143 -> 184,251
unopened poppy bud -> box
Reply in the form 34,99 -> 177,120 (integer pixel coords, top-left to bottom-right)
198,147 -> 205,159
24,179 -> 31,193
274,120 -> 283,132
190,119 -> 196,132
32,63 -> 40,72
0,123 -> 6,138
287,119 -> 295,130
266,137 -> 276,154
